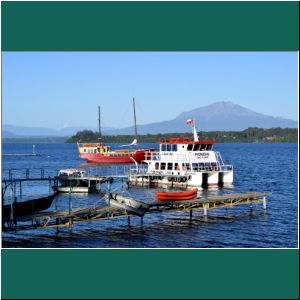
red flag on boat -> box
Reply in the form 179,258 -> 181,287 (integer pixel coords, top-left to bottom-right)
186,119 -> 194,124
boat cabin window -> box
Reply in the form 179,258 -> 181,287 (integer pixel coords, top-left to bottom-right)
161,144 -> 166,151
161,162 -> 166,170
200,144 -> 207,151
175,163 -> 180,170
155,162 -> 159,170
83,149 -> 86,153
192,163 -> 199,171
166,144 -> 171,151
97,148 -> 100,153
207,144 -> 212,150
167,163 -> 173,170
193,144 -> 200,151
172,144 -> 177,151
199,163 -> 204,170
187,144 -> 193,151
182,163 -> 191,171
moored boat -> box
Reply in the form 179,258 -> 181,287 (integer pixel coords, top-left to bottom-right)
104,193 -> 149,216
54,168 -> 98,193
77,98 -> 155,164
156,188 -> 198,201
2,193 -> 56,220
77,144 -> 152,164
129,119 -> 234,188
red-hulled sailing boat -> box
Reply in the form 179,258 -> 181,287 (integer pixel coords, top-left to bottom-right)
77,98 -> 155,164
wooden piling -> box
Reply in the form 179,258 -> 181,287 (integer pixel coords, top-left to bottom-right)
262,196 -> 267,209
19,181 -> 22,198
203,203 -> 208,216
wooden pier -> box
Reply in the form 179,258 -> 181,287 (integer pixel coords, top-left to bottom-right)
2,192 -> 268,232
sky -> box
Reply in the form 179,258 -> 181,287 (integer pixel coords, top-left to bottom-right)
2,52 -> 298,129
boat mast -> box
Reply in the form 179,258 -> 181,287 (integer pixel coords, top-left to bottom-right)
98,106 -> 102,139
133,97 -> 138,140
193,118 -> 199,142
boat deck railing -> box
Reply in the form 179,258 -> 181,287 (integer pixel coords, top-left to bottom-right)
144,151 -> 188,162
215,151 -> 233,170
129,163 -> 233,177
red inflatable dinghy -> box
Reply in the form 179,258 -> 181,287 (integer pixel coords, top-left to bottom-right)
156,188 -> 198,201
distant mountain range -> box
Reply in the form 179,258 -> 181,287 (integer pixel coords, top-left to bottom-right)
2,125 -> 113,138
104,101 -> 298,134
3,101 -> 298,138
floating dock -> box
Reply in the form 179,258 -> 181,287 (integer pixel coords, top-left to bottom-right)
2,192 -> 267,232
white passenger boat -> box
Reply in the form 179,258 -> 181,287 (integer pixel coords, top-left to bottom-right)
129,119 -> 233,188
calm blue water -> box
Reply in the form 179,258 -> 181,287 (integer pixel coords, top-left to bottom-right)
1,142 -> 298,248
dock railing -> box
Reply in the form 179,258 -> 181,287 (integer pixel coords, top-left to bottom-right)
2,168 -> 59,181
2,165 -> 134,183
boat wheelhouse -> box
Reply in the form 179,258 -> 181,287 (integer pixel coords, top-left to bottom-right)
129,120 -> 233,188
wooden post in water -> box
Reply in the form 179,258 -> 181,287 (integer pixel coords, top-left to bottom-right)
203,203 -> 208,216
262,196 -> 267,210
55,194 -> 59,234
107,181 -> 111,207
10,182 -> 17,225
68,218 -> 73,234
19,180 -> 22,198
69,185 -> 73,214
68,183 -> 73,233
48,177 -> 51,194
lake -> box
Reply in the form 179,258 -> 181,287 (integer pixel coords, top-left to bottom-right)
1,142 -> 298,248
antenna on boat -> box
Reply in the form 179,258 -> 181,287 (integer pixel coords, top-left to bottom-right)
98,106 -> 102,140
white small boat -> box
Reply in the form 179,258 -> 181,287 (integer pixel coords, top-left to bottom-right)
104,193 -> 149,216
54,169 -> 97,193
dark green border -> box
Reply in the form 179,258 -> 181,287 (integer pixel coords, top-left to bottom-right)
1,1 -> 299,299
2,250 -> 299,299
1,1 -> 299,51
